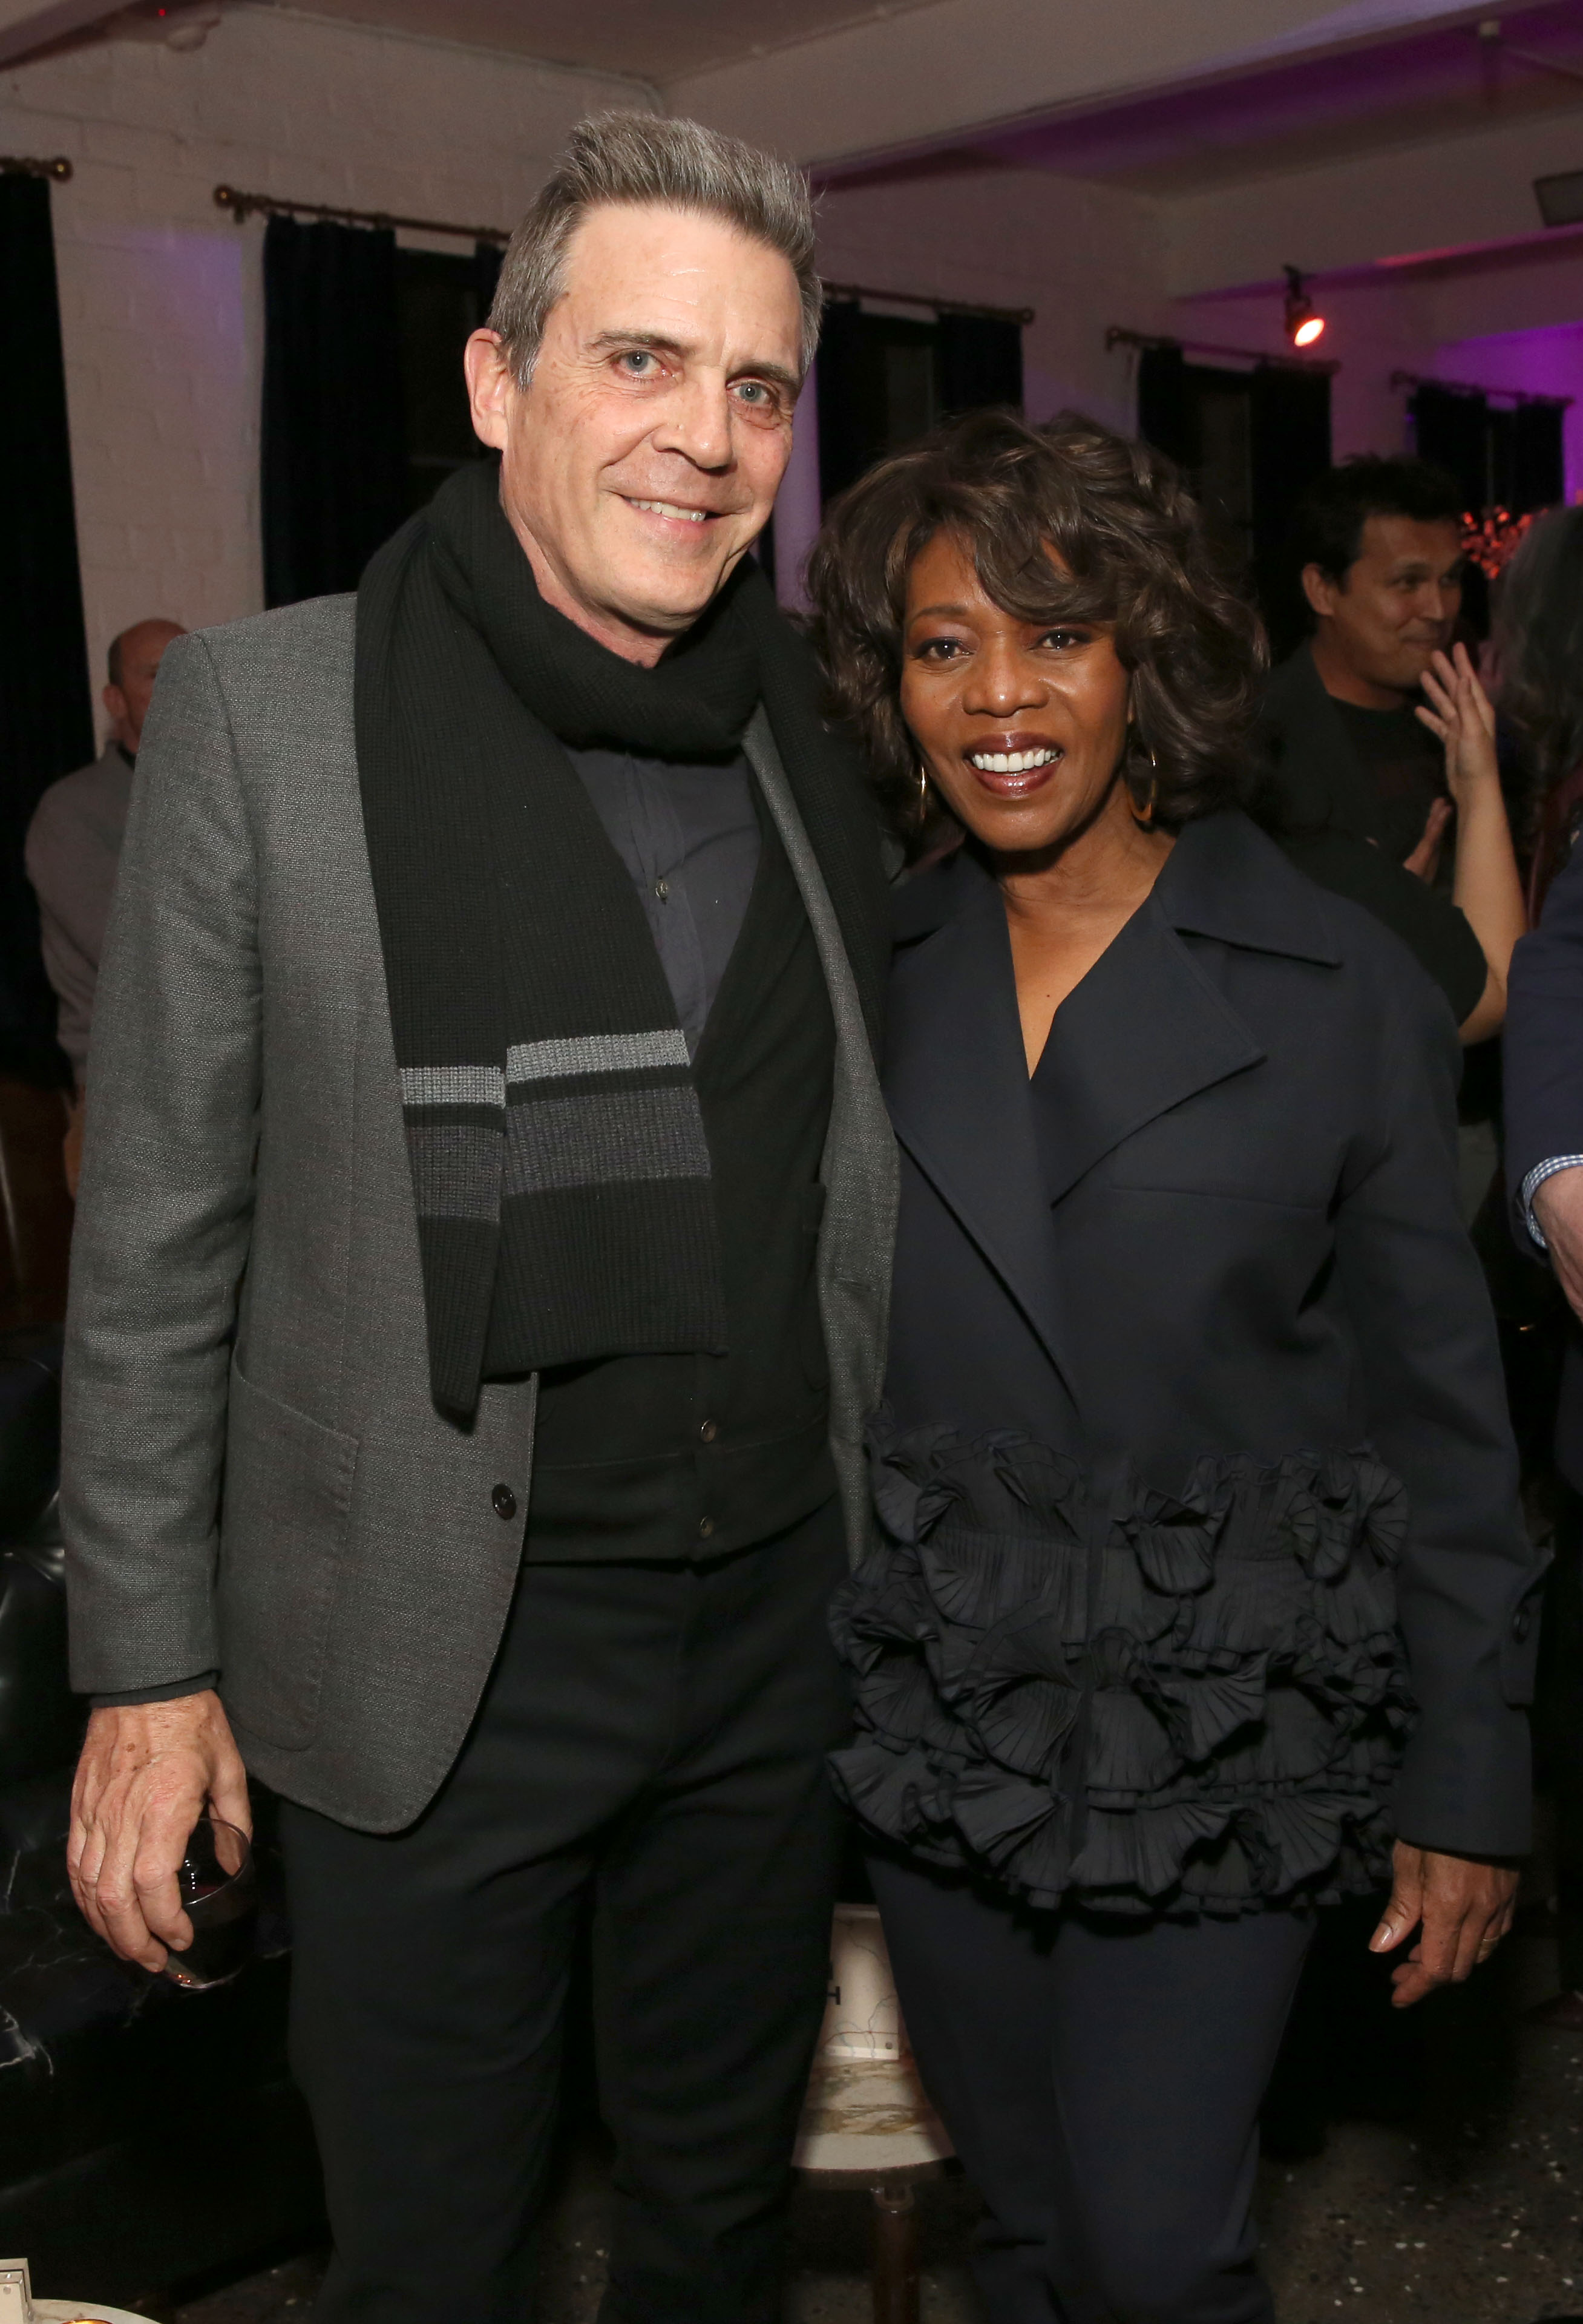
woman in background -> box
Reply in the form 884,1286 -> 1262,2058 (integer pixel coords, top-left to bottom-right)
1499,506 -> 1583,922
808,412 -> 1544,2324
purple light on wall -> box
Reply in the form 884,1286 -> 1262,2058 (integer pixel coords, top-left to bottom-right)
1435,322 -> 1583,502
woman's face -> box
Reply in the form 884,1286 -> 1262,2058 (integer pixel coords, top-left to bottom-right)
900,530 -> 1134,858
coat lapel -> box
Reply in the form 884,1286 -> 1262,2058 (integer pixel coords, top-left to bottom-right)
1030,892 -> 1265,1208
1031,813 -> 1336,1206
885,853 -> 1070,1377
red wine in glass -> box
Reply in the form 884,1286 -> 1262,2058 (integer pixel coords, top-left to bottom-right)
164,1811 -> 257,1991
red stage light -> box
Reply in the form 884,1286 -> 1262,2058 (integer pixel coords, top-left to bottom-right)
1282,266 -> 1326,350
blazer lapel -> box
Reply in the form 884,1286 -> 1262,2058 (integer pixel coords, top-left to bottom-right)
1030,891 -> 1265,1208
885,855 -> 1070,1377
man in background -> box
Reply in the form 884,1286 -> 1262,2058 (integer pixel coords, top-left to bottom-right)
1259,457 -> 1522,1049
26,617 -> 184,1186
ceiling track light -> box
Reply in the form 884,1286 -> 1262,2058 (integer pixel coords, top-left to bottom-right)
1282,264 -> 1326,349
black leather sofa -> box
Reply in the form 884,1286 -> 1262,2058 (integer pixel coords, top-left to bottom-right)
0,1330 -> 324,2308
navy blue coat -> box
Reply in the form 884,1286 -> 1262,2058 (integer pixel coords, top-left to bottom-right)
833,811 -> 1541,1917
1505,836 -> 1583,1489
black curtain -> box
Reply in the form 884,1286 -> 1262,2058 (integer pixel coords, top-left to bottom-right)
1411,381 -> 1564,517
816,300 -> 1027,506
1135,345 -> 1332,658
1409,382 -> 1487,511
1135,342 -> 1191,467
473,238 -> 503,315
937,311 -> 1023,416
815,300 -> 893,504
262,216 -> 408,607
0,173 -> 91,1083
1250,364 -> 1333,660
1496,400 -> 1565,515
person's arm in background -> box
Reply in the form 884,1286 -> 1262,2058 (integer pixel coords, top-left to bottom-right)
63,635 -> 260,1974
24,790 -> 100,1090
1334,962 -> 1544,2003
1279,825 -> 1488,1038
1504,836 -> 1583,1310
1415,644 -> 1526,1046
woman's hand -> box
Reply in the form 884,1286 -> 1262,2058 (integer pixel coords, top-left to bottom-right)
1402,795 -> 1452,884
1416,643 -> 1500,811
1411,640 -> 1525,1040
1368,1841 -> 1519,2007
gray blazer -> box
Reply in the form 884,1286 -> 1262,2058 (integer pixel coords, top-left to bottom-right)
63,598 -> 898,1833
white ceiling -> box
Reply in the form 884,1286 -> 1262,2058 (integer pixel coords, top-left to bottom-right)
947,3 -> 1583,198
256,0 -> 942,85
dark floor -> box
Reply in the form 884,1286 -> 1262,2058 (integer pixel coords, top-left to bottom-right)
162,1925 -> 1583,2324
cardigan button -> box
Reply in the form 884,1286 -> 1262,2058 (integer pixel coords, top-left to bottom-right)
698,1515 -> 716,1540
492,1484 -> 518,1521
1512,1604 -> 1533,1642
700,1419 -> 718,1443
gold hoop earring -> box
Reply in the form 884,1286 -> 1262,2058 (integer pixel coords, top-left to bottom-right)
916,763 -> 930,821
1130,749 -> 1159,829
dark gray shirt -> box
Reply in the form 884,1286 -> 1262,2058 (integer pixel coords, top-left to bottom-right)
568,744 -> 761,1055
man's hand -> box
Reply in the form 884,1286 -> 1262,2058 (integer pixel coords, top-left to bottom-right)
68,1691 -> 250,1973
1403,795 -> 1452,884
1534,1167 -> 1583,1321
1369,1841 -> 1518,2007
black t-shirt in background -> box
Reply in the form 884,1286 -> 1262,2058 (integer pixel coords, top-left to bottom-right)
1332,698 -> 1447,868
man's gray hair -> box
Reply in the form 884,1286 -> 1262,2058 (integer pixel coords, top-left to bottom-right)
488,110 -> 821,384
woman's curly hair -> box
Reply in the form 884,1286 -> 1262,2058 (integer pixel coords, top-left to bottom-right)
805,407 -> 1267,852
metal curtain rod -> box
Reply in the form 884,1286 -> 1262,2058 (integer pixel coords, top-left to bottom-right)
1106,324 -> 1339,378
824,278 -> 1034,326
1,155 -> 72,180
205,208 -> 1035,324
214,183 -> 509,243
1391,367 -> 1573,412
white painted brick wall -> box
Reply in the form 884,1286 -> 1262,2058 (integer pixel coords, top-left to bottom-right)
0,4 -> 647,711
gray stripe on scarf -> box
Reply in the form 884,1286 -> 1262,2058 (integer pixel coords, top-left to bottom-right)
401,1030 -> 690,1113
505,1086 -> 710,1196
401,1065 -> 505,1108
406,1123 -> 501,1221
508,1029 -> 691,1084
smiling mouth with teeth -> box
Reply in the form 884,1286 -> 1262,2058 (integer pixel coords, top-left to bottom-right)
967,747 -> 1061,773
628,499 -> 713,524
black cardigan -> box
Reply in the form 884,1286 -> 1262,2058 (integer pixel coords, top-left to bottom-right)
832,811 -> 1543,1917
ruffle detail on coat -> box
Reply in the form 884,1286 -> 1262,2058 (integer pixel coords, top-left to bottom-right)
829,1421 -> 1412,1916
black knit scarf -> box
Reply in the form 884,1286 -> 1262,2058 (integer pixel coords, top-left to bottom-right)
356,459 -> 797,1417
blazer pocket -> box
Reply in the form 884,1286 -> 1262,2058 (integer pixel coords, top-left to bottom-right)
217,1362 -> 359,1751
1103,1168 -> 1327,1210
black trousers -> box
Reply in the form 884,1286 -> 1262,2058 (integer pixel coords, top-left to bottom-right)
280,1500 -> 850,2324
870,1851 -> 1314,2324
1538,1485 -> 1583,1989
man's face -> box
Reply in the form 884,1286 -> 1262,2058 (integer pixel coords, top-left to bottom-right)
1303,514 -> 1464,700
103,619 -> 185,752
464,203 -> 803,663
